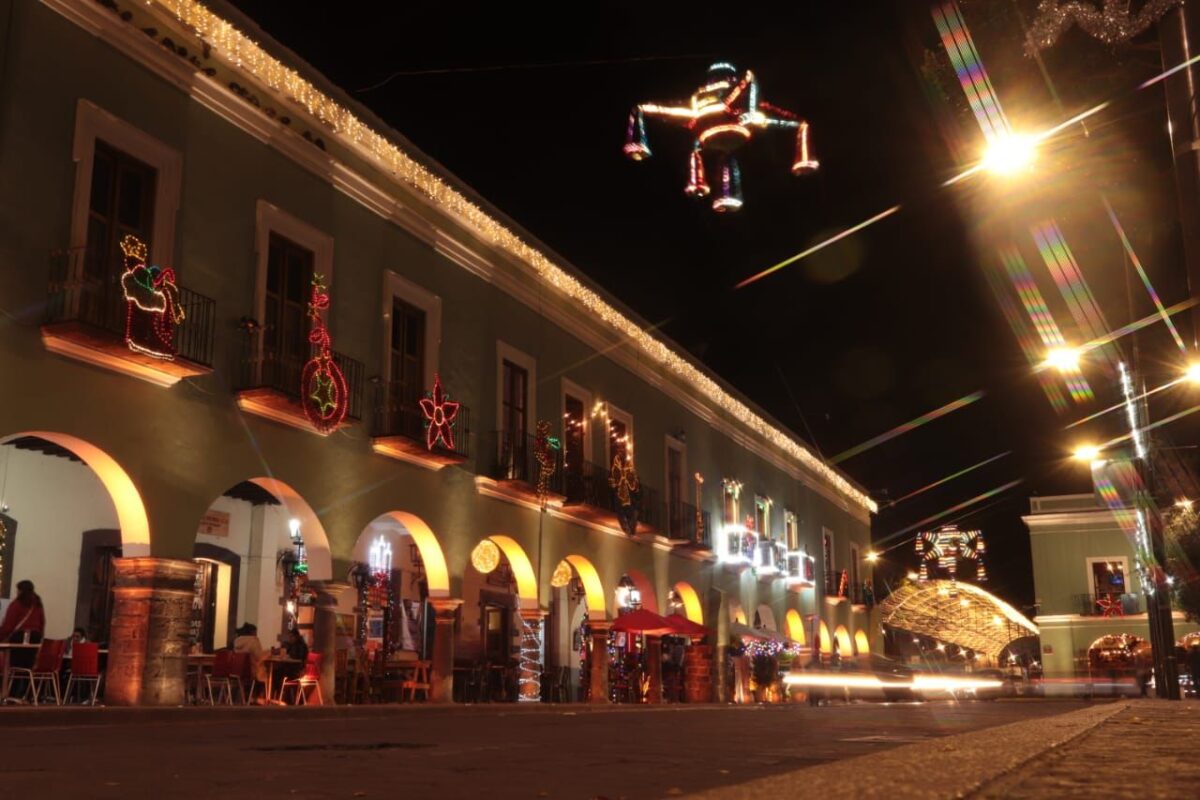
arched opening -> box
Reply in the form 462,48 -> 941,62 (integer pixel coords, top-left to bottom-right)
623,569 -> 658,614
785,609 -> 806,645
854,629 -> 871,655
0,432 -> 149,649
818,620 -> 833,655
834,625 -> 854,657
462,535 -> 538,702
754,604 -> 778,632
546,554 -> 606,703
671,581 -> 703,624
728,599 -> 748,626
187,477 -> 331,659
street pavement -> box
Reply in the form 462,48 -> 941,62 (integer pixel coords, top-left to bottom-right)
0,700 -> 1089,800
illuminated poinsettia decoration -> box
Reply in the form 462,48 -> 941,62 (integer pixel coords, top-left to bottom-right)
119,234 -> 185,360
300,275 -> 348,434
419,374 -> 460,451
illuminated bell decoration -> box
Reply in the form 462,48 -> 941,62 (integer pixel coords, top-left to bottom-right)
419,373 -> 460,451
300,274 -> 349,434
624,62 -> 817,213
119,234 -> 185,360
551,559 -> 573,589
471,539 -> 501,574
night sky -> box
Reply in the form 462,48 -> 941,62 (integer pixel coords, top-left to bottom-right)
222,1 -> 1199,612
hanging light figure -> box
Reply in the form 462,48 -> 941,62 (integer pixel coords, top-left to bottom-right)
624,62 -> 818,212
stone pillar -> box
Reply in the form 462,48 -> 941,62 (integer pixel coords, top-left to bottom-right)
518,609 -> 546,702
310,581 -> 351,705
106,557 -> 198,707
429,598 -> 462,703
645,636 -> 663,704
589,622 -> 611,704
683,642 -> 713,703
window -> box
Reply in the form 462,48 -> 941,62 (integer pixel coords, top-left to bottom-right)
85,141 -> 157,290
496,342 -> 536,476
822,528 -> 835,595
665,436 -> 686,538
502,360 -> 528,449
605,404 -> 634,467
755,496 -> 770,538
390,298 -> 425,406
722,480 -> 742,525
561,379 -> 592,493
784,511 -> 798,551
264,233 -> 315,376
849,546 -> 860,603
1089,558 -> 1127,598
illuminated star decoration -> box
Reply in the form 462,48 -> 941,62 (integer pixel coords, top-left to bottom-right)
300,274 -> 349,434
419,373 -> 460,451
119,234 -> 185,360
624,62 -> 817,212
915,525 -> 987,584
533,420 -> 561,507
1096,595 -> 1125,617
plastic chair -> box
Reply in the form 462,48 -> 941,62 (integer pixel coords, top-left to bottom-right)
402,660 -> 431,702
9,639 -> 67,705
205,649 -> 237,705
64,642 -> 103,705
280,652 -> 323,705
233,651 -> 259,705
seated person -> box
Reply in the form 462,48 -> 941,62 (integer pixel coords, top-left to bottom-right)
280,628 -> 309,682
232,623 -> 267,698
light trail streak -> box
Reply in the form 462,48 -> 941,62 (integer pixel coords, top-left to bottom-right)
1064,377 -> 1184,430
874,479 -> 1025,548
1099,403 -> 1200,452
886,451 -> 1011,507
829,390 -> 985,465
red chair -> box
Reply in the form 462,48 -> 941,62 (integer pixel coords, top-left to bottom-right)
64,642 -> 103,705
205,649 -> 237,705
233,651 -> 261,705
280,652 -> 323,705
8,639 -> 67,705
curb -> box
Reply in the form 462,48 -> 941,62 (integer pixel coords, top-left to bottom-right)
684,701 -> 1128,800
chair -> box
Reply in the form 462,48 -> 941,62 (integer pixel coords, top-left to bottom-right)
205,649 -> 237,705
333,649 -> 350,705
8,639 -> 67,705
64,642 -> 103,705
348,648 -> 373,705
401,660 -> 431,702
555,665 -> 572,703
280,652 -> 323,705
233,651 -> 259,705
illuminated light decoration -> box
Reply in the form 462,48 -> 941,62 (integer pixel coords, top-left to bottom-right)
0,519 -> 6,595
830,391 -> 985,465
610,455 -> 641,536
517,615 -> 543,702
743,638 -> 802,658
533,420 -> 561,507
1027,0 -> 1180,52
838,569 -> 850,598
623,62 -> 817,212
119,234 -> 185,360
550,559 -> 573,589
1118,362 -> 1147,460
470,539 -> 501,574
368,535 -> 392,574
752,538 -> 784,576
980,133 -> 1037,175
915,525 -> 987,583
418,373 -> 460,451
784,549 -> 816,586
299,275 -> 348,434
151,0 -> 874,514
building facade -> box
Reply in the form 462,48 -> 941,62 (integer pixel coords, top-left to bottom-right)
1024,494 -> 1197,693
0,0 -> 876,704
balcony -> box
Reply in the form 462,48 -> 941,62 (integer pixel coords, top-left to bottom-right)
42,248 -> 215,387
1072,593 -> 1145,617
663,501 -> 711,549
561,459 -> 661,535
370,381 -> 470,470
234,334 -> 364,435
478,431 -> 566,508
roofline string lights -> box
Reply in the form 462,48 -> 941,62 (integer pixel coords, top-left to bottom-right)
155,0 -> 874,514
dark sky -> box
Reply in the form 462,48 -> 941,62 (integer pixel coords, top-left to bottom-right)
223,1 -> 1198,612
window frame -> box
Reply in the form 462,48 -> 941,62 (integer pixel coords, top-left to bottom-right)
822,527 -> 835,595
1085,556 -> 1130,599
253,200 -> 334,345
664,434 -> 687,537
560,378 -> 593,471
496,341 -> 537,446
784,510 -> 798,551
722,480 -> 742,526
380,270 -> 442,391
604,403 -> 634,468
754,495 -> 771,539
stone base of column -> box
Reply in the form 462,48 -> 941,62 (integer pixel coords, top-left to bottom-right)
106,557 -> 198,707
429,599 -> 462,703
683,643 -> 713,703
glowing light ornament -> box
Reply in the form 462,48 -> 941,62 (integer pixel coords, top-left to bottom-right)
419,373 -> 460,451
518,615 -> 544,702
119,234 -> 185,360
534,420 -> 561,507
551,559 -> 573,589
1027,0 -> 1180,52
915,525 -> 987,583
471,539 -> 501,574
300,275 -> 349,434
610,456 -> 641,536
1096,595 -> 1125,617
624,62 -> 817,212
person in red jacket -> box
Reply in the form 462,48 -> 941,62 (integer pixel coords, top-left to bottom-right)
0,580 -> 46,644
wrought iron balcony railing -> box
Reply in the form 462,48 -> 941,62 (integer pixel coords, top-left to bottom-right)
563,458 -> 661,533
1072,592 -> 1144,617
372,381 -> 470,460
664,500 -> 711,547
486,431 -> 565,495
235,334 -> 364,421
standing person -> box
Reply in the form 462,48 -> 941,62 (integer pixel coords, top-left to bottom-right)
0,580 -> 46,701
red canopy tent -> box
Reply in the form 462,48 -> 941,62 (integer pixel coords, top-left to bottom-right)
611,609 -> 681,636
663,613 -> 710,638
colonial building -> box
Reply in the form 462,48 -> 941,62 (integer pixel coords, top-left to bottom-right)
1024,494 -> 1197,693
0,0 -> 876,704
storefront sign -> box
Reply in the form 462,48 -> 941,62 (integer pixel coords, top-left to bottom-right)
1043,644 -> 1054,654
198,510 -> 230,538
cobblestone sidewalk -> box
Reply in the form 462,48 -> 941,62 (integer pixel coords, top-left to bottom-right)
976,700 -> 1200,798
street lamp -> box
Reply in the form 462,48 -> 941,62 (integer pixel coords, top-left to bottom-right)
1072,444 -> 1103,464
1185,362 -> 1200,384
1042,346 -> 1082,372
982,132 -> 1038,176
864,550 -> 879,563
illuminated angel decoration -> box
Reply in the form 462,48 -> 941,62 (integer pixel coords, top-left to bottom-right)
610,455 -> 641,536
915,525 -> 987,583
533,420 -> 561,507
624,62 -> 817,212
119,234 -> 185,360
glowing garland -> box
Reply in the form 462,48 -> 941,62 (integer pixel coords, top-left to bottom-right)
152,0 -> 874,514
419,373 -> 460,451
915,525 -> 987,583
1027,0 -> 1180,52
550,559 -> 573,589
534,420 -> 561,507
518,615 -> 543,702
610,455 -> 641,536
624,62 -> 817,213
119,234 -> 185,360
300,274 -> 349,434
471,539 -> 500,574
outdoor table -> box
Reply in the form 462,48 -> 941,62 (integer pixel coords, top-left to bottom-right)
186,653 -> 216,704
263,655 -> 301,703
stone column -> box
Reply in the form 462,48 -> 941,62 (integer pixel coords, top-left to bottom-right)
106,557 -> 198,707
645,636 -> 663,704
310,580 -> 352,705
683,641 -> 714,703
589,622 -> 611,704
429,598 -> 462,703
518,609 -> 547,702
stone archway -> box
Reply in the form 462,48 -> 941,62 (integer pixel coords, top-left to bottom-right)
755,604 -> 778,632
672,581 -> 704,624
835,625 -> 853,656
855,629 -> 870,655
785,609 -> 806,645
818,620 -> 833,655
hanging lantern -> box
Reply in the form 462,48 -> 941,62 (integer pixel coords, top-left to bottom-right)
551,559 -> 573,588
471,540 -> 501,574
